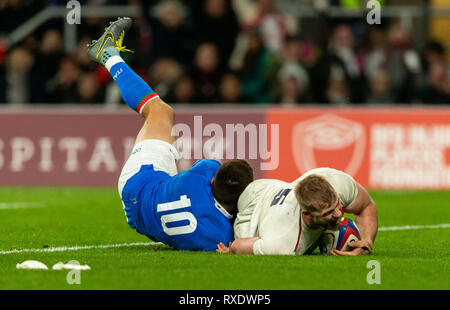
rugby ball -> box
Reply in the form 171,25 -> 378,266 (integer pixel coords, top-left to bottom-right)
318,218 -> 361,254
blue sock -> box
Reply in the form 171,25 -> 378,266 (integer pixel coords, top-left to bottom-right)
104,49 -> 159,114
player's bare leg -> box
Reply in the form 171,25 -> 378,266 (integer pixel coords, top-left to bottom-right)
135,98 -> 175,145
87,17 -> 175,145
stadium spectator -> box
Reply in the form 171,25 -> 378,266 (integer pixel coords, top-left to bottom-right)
32,29 -> 65,102
384,23 -> 424,103
190,42 -> 223,103
77,72 -> 103,104
418,62 -> 450,104
237,30 -> 276,104
148,57 -> 184,99
326,23 -> 365,103
277,63 -> 312,105
1,47 -> 34,104
234,0 -> 298,55
144,0 -> 196,65
266,35 -> 317,103
216,72 -> 248,103
364,26 -> 388,81
416,40 -> 450,104
367,68 -> 395,104
422,41 -> 448,80
167,75 -> 198,104
189,0 -> 240,69
0,1 -> 449,106
47,56 -> 81,103
326,65 -> 351,104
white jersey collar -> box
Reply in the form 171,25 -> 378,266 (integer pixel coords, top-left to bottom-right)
214,199 -> 233,219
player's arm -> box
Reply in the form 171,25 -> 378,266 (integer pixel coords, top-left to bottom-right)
217,236 -> 295,255
217,238 -> 259,254
334,183 -> 378,256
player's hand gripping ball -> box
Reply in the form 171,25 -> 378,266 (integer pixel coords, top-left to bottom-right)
318,218 -> 361,254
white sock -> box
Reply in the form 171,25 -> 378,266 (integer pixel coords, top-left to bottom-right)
105,55 -> 124,72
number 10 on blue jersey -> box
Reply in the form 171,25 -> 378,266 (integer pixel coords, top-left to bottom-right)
157,195 -> 198,236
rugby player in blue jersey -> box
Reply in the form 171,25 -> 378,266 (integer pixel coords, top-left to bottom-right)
87,17 -> 254,251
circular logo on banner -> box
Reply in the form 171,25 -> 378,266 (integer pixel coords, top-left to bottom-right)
291,114 -> 366,176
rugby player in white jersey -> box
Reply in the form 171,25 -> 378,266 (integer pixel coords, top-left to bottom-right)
217,167 -> 378,256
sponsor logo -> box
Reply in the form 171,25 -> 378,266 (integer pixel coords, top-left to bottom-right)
291,114 -> 366,175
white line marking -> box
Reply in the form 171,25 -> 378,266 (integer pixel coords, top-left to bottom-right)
378,223 -> 450,231
0,242 -> 162,255
0,202 -> 44,210
0,223 -> 448,255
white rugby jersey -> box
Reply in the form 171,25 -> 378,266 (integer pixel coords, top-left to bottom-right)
234,167 -> 359,255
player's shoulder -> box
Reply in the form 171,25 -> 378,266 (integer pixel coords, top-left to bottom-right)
302,167 -> 346,177
240,178 -> 286,197
245,179 -> 289,191
180,159 -> 221,179
293,167 -> 355,184
166,161 -> 219,198
191,159 -> 221,169
238,179 -> 290,210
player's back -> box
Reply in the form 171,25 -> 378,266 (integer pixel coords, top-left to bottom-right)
234,176 -> 324,255
121,159 -> 234,251
234,178 -> 294,238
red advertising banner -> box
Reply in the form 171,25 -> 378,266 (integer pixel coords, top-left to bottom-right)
1,107 -> 450,189
265,107 -> 450,189
0,108 -> 268,186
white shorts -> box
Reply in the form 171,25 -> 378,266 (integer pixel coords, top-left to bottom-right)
118,139 -> 180,197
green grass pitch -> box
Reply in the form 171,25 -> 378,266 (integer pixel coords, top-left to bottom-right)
0,187 -> 449,290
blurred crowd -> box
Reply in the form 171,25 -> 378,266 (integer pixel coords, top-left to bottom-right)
0,0 -> 449,106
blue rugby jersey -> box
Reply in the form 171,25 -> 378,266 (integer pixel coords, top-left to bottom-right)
121,159 -> 234,251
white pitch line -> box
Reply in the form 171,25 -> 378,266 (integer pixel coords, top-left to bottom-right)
378,223 -> 450,231
0,242 -> 162,255
0,223 -> 449,255
0,202 -> 45,210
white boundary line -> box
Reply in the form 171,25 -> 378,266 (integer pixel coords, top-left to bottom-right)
0,242 -> 162,255
0,202 -> 45,210
378,223 -> 450,231
0,223 -> 448,255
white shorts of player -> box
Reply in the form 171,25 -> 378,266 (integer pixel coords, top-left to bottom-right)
117,139 -> 180,198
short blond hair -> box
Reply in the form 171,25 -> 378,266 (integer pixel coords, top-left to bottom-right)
294,174 -> 337,213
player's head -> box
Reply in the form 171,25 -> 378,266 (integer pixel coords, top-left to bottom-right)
212,159 -> 254,214
294,174 -> 343,230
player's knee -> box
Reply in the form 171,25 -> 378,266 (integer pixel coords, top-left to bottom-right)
156,100 -> 174,120
212,159 -> 254,214
164,103 -> 175,121
145,99 -> 174,122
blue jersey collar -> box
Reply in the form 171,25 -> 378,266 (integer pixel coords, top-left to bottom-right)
213,199 -> 233,219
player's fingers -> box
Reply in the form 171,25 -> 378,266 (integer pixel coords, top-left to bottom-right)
216,242 -> 225,251
347,240 -> 362,248
348,241 -> 372,253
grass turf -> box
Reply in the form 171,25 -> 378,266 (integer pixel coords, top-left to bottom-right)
0,188 -> 449,290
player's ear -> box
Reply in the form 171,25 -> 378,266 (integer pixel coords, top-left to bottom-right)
210,177 -> 215,185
